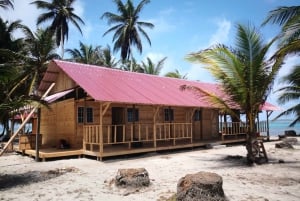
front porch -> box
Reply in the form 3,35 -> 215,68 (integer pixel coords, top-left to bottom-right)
12,120 -> 271,161
15,136 -> 245,161
82,122 -> 246,160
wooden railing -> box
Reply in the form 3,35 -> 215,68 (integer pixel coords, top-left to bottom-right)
220,122 -> 247,135
83,122 -> 192,148
220,121 -> 269,140
256,121 -> 268,135
155,123 -> 192,140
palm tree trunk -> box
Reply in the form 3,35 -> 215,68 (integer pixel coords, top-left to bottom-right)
61,31 -> 64,59
246,112 -> 257,165
61,42 -> 64,59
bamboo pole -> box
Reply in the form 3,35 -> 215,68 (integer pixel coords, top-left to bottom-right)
0,83 -> 55,157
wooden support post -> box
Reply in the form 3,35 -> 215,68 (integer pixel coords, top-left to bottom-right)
153,106 -> 159,148
173,123 -> 176,146
266,111 -> 272,141
99,103 -> 103,158
190,108 -> 196,143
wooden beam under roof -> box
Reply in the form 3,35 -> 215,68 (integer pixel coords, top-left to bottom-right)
45,70 -> 59,74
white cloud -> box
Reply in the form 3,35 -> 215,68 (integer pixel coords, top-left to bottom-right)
0,0 -> 88,41
147,17 -> 175,35
67,0 -> 94,46
73,0 -> 84,18
0,0 -> 41,37
209,18 -> 231,46
185,18 -> 231,82
186,64 -> 215,82
147,7 -> 176,35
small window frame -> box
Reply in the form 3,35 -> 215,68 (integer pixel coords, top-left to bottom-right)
194,109 -> 202,121
164,108 -> 174,121
127,108 -> 139,122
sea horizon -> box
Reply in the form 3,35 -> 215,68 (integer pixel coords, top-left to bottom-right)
268,119 -> 300,136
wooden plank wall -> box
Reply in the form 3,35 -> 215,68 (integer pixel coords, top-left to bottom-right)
52,69 -> 77,93
42,99 -> 220,148
201,108 -> 219,140
40,99 -> 76,148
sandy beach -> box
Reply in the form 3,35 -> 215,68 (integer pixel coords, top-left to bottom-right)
1,138 -> 300,201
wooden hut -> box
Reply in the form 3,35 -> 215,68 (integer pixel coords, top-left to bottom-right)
25,60 -> 248,160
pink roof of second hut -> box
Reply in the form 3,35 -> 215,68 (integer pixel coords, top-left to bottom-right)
39,60 -> 231,108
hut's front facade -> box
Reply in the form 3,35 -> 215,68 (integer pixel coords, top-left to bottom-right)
35,60 -> 243,160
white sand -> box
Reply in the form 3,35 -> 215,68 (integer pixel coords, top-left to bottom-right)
1,139 -> 300,201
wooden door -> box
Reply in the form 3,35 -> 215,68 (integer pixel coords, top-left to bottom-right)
112,107 -> 125,142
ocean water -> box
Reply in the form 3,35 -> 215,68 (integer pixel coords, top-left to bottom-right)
269,119 -> 300,136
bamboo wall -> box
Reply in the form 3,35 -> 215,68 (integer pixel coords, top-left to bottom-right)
41,98 -> 219,148
51,69 -> 77,93
40,99 -> 76,148
201,108 -> 219,140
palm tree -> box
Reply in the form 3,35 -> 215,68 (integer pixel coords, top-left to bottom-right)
120,57 -> 143,72
101,0 -> 154,64
22,27 -> 60,94
101,45 -> 119,68
274,65 -> 300,126
184,24 -> 284,164
32,0 -> 85,58
0,0 -> 14,10
141,56 -> 167,75
262,6 -> 300,56
66,42 -> 102,65
0,18 -> 25,136
0,18 -> 24,57
0,27 -> 58,137
263,6 -> 300,127
165,69 -> 188,79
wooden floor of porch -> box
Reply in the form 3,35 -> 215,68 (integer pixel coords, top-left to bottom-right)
13,137 -> 246,161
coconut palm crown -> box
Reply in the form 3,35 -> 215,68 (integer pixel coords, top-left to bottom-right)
185,24 -> 284,164
101,0 -> 154,62
0,0 -> 14,10
274,65 -> 300,126
32,0 -> 85,58
262,6 -> 300,56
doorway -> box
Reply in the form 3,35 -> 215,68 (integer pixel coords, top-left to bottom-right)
111,107 -> 125,142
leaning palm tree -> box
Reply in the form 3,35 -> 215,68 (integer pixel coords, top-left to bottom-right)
66,42 -> 102,65
101,0 -> 154,64
0,0 -> 14,10
141,56 -> 167,75
165,69 -> 188,79
32,0 -> 85,58
262,6 -> 300,56
274,65 -> 300,126
184,24 -> 284,164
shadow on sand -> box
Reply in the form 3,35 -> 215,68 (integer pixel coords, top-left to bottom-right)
0,167 -> 78,190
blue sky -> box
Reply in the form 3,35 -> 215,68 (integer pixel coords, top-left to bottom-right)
1,0 -> 299,120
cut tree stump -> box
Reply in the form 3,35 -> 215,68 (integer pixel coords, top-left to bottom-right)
115,168 -> 150,188
177,171 -> 226,201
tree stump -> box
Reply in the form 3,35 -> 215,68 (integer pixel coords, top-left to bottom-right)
115,168 -> 150,188
177,171 -> 226,201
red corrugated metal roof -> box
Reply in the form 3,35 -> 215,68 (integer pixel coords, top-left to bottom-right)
41,60 -> 229,108
39,60 -> 278,110
260,102 -> 282,111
